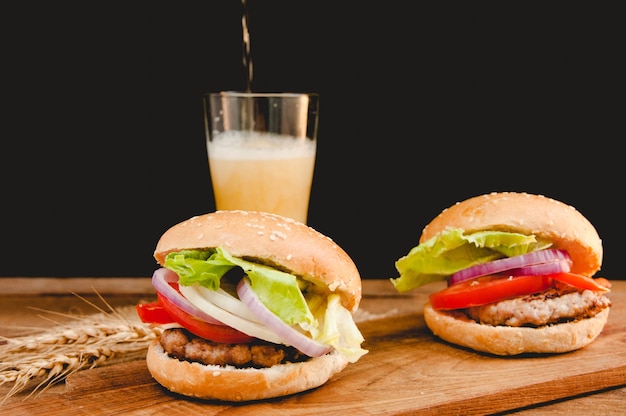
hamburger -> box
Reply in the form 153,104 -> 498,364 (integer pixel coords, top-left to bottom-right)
136,210 -> 367,401
390,192 -> 612,355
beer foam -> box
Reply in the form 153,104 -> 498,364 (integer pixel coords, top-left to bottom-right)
207,131 -> 316,160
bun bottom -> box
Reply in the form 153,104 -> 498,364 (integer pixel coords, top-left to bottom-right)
146,340 -> 349,401
423,302 -> 610,356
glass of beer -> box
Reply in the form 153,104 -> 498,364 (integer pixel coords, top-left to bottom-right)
203,92 -> 319,224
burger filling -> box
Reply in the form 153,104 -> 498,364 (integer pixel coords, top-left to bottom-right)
465,286 -> 612,327
160,327 -> 309,368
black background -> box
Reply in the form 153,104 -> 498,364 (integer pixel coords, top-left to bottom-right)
2,2 -> 622,280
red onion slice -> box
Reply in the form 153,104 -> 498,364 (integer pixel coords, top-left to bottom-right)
508,259 -> 571,276
449,249 -> 572,285
151,268 -> 224,325
237,277 -> 332,357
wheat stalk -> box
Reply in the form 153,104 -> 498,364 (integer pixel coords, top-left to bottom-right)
0,291 -> 162,405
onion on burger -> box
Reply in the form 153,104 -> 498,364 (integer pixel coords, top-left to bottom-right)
136,210 -> 367,401
390,192 -> 612,355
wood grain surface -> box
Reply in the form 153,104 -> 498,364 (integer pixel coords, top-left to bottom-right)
1,279 -> 625,415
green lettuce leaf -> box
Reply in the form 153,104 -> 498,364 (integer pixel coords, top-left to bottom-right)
165,249 -> 233,290
317,294 -> 368,363
218,248 -> 315,327
390,227 -> 551,292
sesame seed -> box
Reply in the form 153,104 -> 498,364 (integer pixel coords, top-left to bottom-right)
270,230 -> 287,240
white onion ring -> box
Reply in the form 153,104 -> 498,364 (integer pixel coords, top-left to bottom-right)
179,283 -> 283,344
151,268 -> 224,325
236,277 -> 331,357
193,284 -> 264,324
450,249 -> 572,285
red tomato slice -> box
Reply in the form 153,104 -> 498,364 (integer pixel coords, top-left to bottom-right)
136,299 -> 175,324
549,272 -> 611,292
429,275 -> 553,310
157,291 -> 254,344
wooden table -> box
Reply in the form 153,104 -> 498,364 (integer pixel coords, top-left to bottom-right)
1,277 -> 624,415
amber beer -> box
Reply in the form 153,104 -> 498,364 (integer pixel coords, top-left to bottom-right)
204,92 -> 319,224
207,131 -> 315,223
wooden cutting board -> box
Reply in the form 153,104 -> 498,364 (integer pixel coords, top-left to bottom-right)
3,290 -> 625,416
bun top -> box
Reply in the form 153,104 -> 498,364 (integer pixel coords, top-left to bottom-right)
154,210 -> 361,312
420,192 -> 602,277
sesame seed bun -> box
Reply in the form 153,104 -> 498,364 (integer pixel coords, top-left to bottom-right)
154,210 -> 361,312
421,192 -> 602,276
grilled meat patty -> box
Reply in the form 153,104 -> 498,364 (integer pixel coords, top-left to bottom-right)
466,286 -> 612,327
159,328 -> 309,368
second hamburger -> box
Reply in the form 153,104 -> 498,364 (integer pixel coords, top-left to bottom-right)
390,192 -> 612,355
